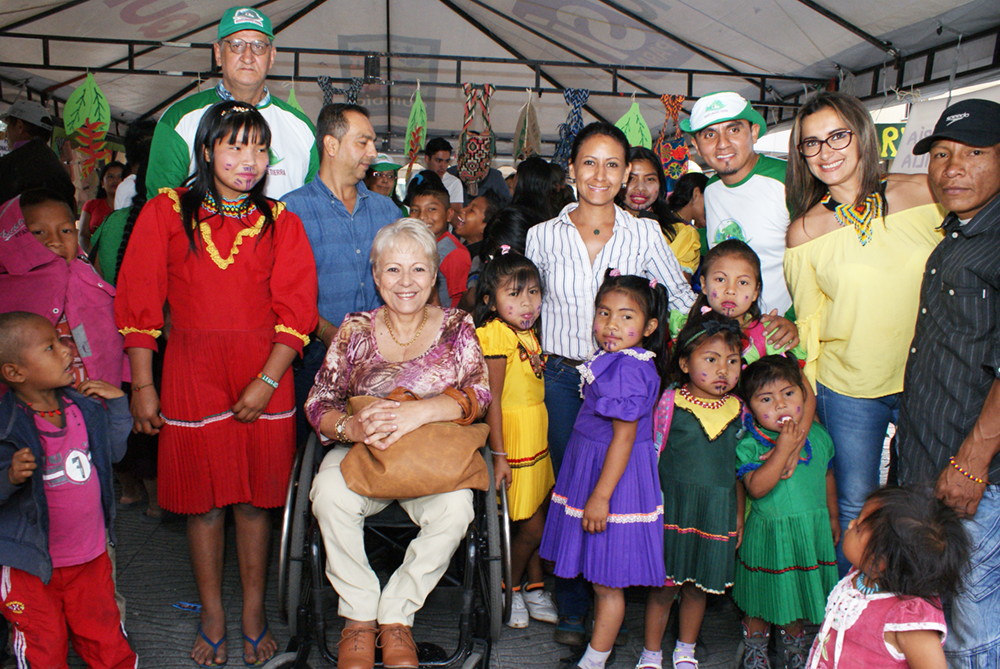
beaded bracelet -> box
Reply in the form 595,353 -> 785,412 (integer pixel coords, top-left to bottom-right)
256,372 -> 279,389
949,457 -> 986,485
132,382 -> 154,392
491,450 -> 508,457
317,322 -> 330,340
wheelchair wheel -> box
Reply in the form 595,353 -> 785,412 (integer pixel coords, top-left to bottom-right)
278,433 -> 318,636
498,485 -> 513,625
479,449 -> 504,643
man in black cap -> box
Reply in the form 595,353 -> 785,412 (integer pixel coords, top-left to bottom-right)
896,98 -> 1000,666
0,100 -> 76,208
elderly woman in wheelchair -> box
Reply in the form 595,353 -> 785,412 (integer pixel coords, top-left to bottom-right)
305,219 -> 491,669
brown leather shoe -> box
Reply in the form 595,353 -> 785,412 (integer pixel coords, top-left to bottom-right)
377,623 -> 419,669
338,626 -> 377,669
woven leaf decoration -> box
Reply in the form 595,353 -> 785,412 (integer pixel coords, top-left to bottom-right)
615,101 -> 651,149
513,91 -> 541,160
64,73 -> 111,178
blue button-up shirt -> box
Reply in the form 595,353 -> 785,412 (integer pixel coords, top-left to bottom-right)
283,179 -> 399,327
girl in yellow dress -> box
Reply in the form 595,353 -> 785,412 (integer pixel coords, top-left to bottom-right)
474,246 -> 557,629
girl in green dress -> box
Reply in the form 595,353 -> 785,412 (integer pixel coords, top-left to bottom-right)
641,313 -> 745,669
735,355 -> 840,669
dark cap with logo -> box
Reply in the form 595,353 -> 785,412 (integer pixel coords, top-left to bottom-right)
913,98 -> 1000,155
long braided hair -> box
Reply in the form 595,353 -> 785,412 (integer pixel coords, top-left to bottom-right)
114,119 -> 157,281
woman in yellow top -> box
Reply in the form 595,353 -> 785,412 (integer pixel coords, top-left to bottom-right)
783,91 -> 944,576
620,146 -> 701,275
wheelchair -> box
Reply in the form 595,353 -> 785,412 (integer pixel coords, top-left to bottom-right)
264,433 -> 512,668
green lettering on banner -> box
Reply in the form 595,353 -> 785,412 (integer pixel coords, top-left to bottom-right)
876,124 -> 906,159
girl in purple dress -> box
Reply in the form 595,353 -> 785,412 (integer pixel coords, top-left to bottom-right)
540,270 -> 670,669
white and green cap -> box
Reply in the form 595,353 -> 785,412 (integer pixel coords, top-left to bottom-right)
680,91 -> 767,137
218,7 -> 274,40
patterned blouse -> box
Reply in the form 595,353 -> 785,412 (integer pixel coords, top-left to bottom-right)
305,308 -> 491,432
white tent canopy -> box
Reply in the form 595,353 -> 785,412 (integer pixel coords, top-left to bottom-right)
1,0 -> 997,156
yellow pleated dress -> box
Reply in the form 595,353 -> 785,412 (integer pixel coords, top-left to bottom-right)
476,319 -> 555,521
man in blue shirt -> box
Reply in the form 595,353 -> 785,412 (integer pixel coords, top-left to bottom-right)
283,103 -> 399,442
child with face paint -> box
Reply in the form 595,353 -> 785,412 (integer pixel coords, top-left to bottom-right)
642,312 -> 745,669
676,239 -> 818,478
473,247 -> 556,630
734,355 -> 840,669
115,101 -> 318,666
539,269 -> 671,669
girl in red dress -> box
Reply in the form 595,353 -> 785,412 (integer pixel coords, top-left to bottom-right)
115,101 -> 318,666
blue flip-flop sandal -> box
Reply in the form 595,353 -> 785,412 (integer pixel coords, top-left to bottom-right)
242,622 -> 271,666
196,624 -> 227,667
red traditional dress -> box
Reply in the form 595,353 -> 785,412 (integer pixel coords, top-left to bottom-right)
115,188 -> 318,514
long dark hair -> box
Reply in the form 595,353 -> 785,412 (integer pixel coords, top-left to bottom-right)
473,250 -> 543,332
670,311 -> 742,386
858,486 -> 970,602
96,161 -> 126,200
114,119 -> 157,282
595,269 -> 672,391
667,172 -> 709,213
480,205 -> 535,262
619,146 -> 677,241
787,91 -> 884,222
511,156 -> 562,222
689,239 -> 763,324
181,100 -> 274,250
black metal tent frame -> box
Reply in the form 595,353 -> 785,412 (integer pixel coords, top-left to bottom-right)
1,0 -> 998,147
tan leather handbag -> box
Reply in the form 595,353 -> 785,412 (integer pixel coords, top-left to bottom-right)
340,387 -> 491,498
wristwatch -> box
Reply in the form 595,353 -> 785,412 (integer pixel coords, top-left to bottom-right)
334,414 -> 350,442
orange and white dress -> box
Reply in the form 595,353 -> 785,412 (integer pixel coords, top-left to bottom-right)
115,188 -> 318,514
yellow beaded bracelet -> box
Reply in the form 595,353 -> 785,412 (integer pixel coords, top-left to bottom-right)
949,457 -> 986,485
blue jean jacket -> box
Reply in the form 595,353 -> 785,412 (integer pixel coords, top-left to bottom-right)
0,389 -> 130,583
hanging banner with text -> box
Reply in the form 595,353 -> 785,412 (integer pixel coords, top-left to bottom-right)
876,124 -> 906,160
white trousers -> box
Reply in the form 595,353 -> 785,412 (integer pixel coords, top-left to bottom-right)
310,446 -> 474,626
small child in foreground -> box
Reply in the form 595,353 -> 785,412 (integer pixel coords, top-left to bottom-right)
735,355 -> 840,669
807,486 -> 970,669
0,311 -> 136,668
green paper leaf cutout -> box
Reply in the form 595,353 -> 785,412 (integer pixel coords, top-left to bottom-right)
405,89 -> 427,161
286,86 -> 305,114
64,73 -> 110,139
615,101 -> 652,149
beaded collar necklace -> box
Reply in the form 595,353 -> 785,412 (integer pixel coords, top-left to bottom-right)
502,321 -> 545,378
741,411 -> 812,465
678,385 -> 729,410
820,178 -> 887,246
204,191 -> 251,218
856,572 -> 880,595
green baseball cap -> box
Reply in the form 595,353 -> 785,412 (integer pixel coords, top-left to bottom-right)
680,91 -> 767,137
218,7 -> 274,41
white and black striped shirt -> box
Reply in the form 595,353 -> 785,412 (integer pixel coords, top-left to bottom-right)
526,203 -> 696,360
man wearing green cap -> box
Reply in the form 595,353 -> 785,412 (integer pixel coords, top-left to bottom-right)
145,6 -> 318,201
682,91 -> 792,316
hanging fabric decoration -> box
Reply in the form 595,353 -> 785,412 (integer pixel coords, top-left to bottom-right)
403,83 -> 428,184
652,94 -> 689,192
63,73 -> 111,179
317,77 -> 365,106
457,83 -> 496,196
513,89 -> 541,161
286,85 -> 305,115
551,88 -> 589,170
615,98 -> 652,149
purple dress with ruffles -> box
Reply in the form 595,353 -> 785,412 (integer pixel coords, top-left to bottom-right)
539,348 -> 665,588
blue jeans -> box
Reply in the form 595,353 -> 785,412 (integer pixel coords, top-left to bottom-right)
946,487 -> 1000,667
294,340 -> 325,445
815,382 -> 899,577
544,357 -> 589,619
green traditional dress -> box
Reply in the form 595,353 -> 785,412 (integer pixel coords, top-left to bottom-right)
659,391 -> 742,594
733,418 -> 839,625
